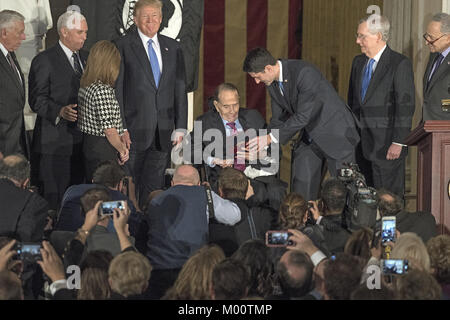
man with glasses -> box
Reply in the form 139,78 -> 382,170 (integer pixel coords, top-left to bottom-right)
347,14 -> 415,198
422,13 -> 450,121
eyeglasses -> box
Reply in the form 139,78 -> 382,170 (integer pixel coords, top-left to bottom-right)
423,33 -> 448,45
356,33 -> 368,41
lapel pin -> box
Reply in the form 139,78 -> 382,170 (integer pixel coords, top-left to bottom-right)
165,47 -> 168,51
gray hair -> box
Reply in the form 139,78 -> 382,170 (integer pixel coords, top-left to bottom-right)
0,154 -> 30,184
57,10 -> 86,35
0,10 -> 25,31
431,13 -> 450,34
360,14 -> 390,42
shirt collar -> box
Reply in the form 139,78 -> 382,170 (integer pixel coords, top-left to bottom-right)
59,40 -> 76,61
441,46 -> 450,59
372,44 -> 387,64
278,60 -> 283,82
138,28 -> 160,50
0,42 -> 8,57
221,116 -> 241,128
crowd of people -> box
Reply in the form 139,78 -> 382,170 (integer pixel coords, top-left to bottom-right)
0,0 -> 449,300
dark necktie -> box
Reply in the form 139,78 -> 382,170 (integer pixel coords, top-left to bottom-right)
361,58 -> 375,101
427,53 -> 444,85
6,52 -> 20,82
72,52 -> 83,77
226,122 -> 246,172
147,39 -> 161,87
278,81 -> 285,95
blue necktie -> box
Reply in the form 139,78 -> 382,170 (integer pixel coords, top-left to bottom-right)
428,53 -> 444,84
361,58 -> 375,101
278,81 -> 285,95
147,39 -> 161,87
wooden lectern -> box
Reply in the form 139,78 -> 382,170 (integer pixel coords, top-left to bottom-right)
405,121 -> 450,235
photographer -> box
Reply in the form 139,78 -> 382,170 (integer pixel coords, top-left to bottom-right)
309,178 -> 351,254
0,154 -> 49,242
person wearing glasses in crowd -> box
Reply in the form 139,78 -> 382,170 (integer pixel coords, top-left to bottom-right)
422,13 -> 450,121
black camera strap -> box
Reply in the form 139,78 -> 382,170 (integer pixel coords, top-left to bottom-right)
204,185 -> 216,222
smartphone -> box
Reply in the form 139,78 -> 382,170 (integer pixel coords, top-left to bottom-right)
381,216 -> 396,244
265,231 -> 293,247
15,243 -> 42,263
381,259 -> 409,275
99,200 -> 126,216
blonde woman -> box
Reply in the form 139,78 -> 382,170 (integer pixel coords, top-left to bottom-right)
78,40 -> 129,181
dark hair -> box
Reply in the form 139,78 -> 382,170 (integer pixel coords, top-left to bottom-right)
344,227 -> 374,263
321,178 -> 347,213
0,271 -> 22,300
323,253 -> 365,300
92,161 -> 125,188
78,250 -> 113,300
276,250 -> 314,298
232,240 -> 274,298
279,193 -> 308,229
377,188 -> 404,216
396,269 -> 442,300
350,283 -> 397,300
218,168 -> 248,200
212,258 -> 249,300
80,188 -> 111,213
0,154 -> 30,183
243,47 -> 277,73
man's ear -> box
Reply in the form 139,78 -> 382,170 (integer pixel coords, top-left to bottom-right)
213,100 -> 220,112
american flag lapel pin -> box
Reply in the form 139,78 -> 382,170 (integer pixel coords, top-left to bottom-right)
165,47 -> 168,51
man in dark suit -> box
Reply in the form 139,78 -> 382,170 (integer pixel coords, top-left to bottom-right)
115,0 -> 187,209
348,14 -> 415,197
28,10 -> 88,210
422,13 -> 450,121
243,48 -> 360,200
0,10 -> 27,157
191,82 -> 286,211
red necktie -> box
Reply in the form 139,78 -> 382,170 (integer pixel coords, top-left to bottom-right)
226,122 -> 246,172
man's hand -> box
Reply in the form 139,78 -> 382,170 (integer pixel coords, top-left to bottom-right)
172,131 -> 185,146
0,240 -> 17,271
286,229 -> 318,256
246,134 -> 271,153
59,104 -> 78,122
386,143 -> 402,160
118,148 -> 129,166
121,131 -> 132,150
37,241 -> 65,283
308,200 -> 321,221
213,158 -> 233,168
81,201 -> 101,232
112,203 -> 130,236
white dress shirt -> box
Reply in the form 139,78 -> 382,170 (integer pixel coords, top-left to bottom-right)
137,28 -> 163,73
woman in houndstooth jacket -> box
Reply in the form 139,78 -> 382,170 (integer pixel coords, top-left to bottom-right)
78,40 -> 129,181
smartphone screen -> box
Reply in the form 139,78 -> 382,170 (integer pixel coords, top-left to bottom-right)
18,243 -> 42,262
381,259 -> 408,275
265,231 -> 292,247
381,217 -> 396,244
100,201 -> 125,216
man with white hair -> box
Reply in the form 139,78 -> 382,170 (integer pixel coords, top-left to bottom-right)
28,9 -> 88,210
422,13 -> 450,121
0,10 -> 27,157
348,14 -> 415,198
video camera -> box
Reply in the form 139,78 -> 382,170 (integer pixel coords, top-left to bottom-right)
337,163 -> 378,231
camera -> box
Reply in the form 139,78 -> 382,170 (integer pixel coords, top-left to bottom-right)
99,200 -> 126,216
381,216 -> 396,244
265,231 -> 293,247
381,259 -> 408,275
14,243 -> 42,263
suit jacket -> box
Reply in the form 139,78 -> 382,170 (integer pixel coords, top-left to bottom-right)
28,43 -> 87,155
114,27 -> 187,152
0,50 -> 26,156
348,46 -> 415,161
268,59 -> 359,159
396,210 -> 437,244
0,179 -> 49,242
422,52 -> 450,120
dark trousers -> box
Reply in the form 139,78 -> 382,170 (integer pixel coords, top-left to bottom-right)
82,134 -> 117,182
291,141 -> 355,201
126,141 -> 170,210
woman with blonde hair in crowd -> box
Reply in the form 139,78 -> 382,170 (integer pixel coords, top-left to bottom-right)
163,244 -> 225,300
391,232 -> 430,272
78,40 -> 128,182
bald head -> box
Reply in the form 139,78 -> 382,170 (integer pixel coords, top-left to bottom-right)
0,154 -> 30,185
172,165 -> 200,186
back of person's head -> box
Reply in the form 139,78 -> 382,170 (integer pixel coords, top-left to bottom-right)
426,235 -> 450,285
377,189 -> 404,216
323,253 -> 365,300
276,250 -> 314,298
391,232 -> 430,272
350,283 -> 397,300
396,269 -> 442,300
108,251 -> 152,298
80,40 -> 120,88
0,271 -> 23,300
279,193 -> 308,230
80,187 -> 111,214
0,154 -> 30,185
321,178 -> 347,214
211,258 -> 249,300
164,244 -> 225,300
78,250 -> 113,300
344,227 -> 374,262
92,161 -> 126,189
243,47 -> 277,73
232,240 -> 273,298
172,165 -> 200,186
218,168 -> 248,200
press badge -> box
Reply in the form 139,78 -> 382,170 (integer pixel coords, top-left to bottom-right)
442,99 -> 450,112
